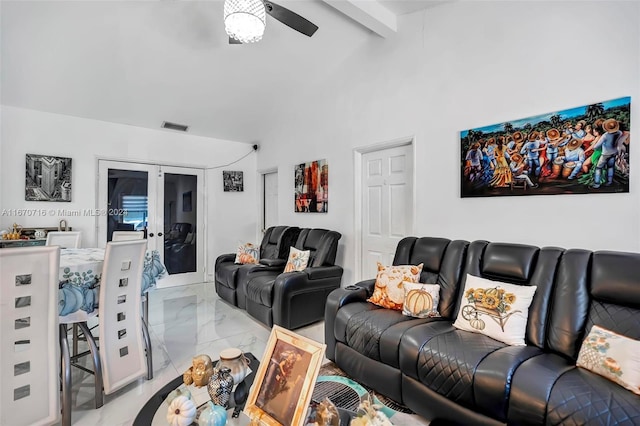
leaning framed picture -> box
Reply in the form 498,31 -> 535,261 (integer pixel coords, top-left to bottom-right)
244,325 -> 326,426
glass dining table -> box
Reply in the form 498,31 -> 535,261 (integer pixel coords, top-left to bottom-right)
58,248 -> 167,320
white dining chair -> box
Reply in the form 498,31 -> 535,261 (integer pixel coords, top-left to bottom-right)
0,246 -> 60,426
46,231 -> 82,249
112,231 -> 145,241
98,240 -> 151,392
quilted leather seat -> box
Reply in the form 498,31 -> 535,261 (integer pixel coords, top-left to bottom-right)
214,226 -> 299,308
244,228 -> 342,329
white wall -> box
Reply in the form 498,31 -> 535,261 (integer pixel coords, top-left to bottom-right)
257,1 -> 640,285
0,106 -> 258,278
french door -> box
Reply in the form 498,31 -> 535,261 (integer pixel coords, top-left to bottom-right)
97,160 -> 205,287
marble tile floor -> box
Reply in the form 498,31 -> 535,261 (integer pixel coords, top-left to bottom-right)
65,282 -> 325,426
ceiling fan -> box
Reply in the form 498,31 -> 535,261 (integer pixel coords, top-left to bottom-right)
224,0 -> 319,44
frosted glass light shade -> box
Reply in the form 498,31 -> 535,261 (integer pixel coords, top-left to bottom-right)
224,0 -> 266,43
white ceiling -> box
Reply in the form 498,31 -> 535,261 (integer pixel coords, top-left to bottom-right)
1,0 -> 447,144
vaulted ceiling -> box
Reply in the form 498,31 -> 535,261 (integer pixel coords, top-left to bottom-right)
1,0 -> 448,143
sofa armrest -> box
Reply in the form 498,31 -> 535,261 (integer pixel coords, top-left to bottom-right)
351,279 -> 376,296
215,253 -> 236,268
324,282 -> 371,361
306,265 -> 343,280
260,258 -> 286,267
271,266 -> 344,329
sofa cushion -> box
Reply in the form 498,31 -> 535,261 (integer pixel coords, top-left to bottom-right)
402,282 -> 441,318
576,325 -> 640,395
367,263 -> 423,310
345,308 -> 417,363
453,274 -> 537,346
417,330 -> 505,406
546,367 -> 640,425
245,271 -> 279,307
234,242 -> 259,264
283,246 -> 310,272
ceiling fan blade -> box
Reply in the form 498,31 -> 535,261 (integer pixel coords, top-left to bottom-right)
229,37 -> 242,45
263,1 -> 318,37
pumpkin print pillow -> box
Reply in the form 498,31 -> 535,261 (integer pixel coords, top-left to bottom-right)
234,242 -> 259,264
576,325 -> 640,396
452,274 -> 537,346
283,247 -> 310,273
402,282 -> 441,318
367,263 -> 423,310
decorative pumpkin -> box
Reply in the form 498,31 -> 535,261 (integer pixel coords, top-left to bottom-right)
199,401 -> 227,426
405,288 -> 433,315
165,387 -> 192,406
166,395 -> 196,426
470,318 -> 486,330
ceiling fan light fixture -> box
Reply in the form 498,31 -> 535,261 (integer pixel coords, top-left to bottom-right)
224,0 -> 266,43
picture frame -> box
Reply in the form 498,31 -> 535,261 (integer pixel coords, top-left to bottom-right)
244,325 -> 326,426
460,96 -> 630,198
182,191 -> 192,212
223,170 -> 244,192
25,153 -> 72,201
294,159 -> 328,213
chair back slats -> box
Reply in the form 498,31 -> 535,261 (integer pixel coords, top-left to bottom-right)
112,231 -> 145,241
98,240 -> 147,394
45,231 -> 82,249
0,246 -> 60,426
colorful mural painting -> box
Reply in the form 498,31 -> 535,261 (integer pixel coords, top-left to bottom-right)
461,97 -> 630,197
294,159 -> 328,212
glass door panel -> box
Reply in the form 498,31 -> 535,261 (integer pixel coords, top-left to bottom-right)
162,172 -> 197,275
106,169 -> 149,241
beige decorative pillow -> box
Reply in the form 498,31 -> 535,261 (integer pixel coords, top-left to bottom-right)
234,242 -> 259,265
452,274 -> 536,346
402,282 -> 441,318
367,263 -> 423,310
577,325 -> 640,395
283,247 -> 310,272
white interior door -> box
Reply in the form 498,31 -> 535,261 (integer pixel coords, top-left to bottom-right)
263,171 -> 278,231
98,160 -> 205,287
360,144 -> 413,279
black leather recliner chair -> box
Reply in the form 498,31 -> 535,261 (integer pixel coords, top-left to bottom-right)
244,228 -> 343,329
214,226 -> 300,308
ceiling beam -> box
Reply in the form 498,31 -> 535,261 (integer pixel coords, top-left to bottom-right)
322,0 -> 397,38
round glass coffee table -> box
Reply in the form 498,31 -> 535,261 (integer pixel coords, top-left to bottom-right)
134,353 -> 260,426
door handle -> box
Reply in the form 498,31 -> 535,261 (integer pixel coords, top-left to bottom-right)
148,233 -> 154,237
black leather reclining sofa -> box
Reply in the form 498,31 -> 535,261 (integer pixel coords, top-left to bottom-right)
216,227 -> 343,329
325,237 -> 640,425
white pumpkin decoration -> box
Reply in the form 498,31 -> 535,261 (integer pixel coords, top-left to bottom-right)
167,395 -> 196,426
165,387 -> 192,406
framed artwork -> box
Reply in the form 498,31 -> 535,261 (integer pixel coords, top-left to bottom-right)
182,191 -> 192,212
294,159 -> 328,213
25,154 -> 72,201
223,170 -> 244,192
244,325 -> 326,426
461,97 -> 630,197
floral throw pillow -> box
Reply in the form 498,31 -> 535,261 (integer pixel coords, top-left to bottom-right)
283,247 -> 310,272
367,263 -> 423,310
234,242 -> 259,265
576,325 -> 640,395
452,274 -> 537,346
402,282 -> 441,318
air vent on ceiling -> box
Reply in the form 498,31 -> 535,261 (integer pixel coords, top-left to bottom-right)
162,121 -> 189,132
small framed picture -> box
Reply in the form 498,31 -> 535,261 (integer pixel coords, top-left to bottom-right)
223,170 -> 244,192
244,325 -> 326,426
